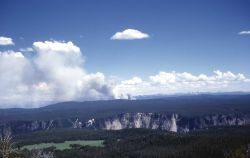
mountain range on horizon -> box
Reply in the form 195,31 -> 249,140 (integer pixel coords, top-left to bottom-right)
1,91 -> 250,109
0,94 -> 249,135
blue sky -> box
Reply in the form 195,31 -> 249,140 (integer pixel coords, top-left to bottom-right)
1,0 -> 250,78
0,0 -> 250,107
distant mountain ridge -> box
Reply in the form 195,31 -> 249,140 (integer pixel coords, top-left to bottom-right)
0,94 -> 250,134
135,92 -> 250,100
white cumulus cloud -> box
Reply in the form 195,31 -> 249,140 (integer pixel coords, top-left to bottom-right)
121,77 -> 143,85
33,41 -> 80,54
238,30 -> 250,35
0,36 -> 14,45
111,29 -> 149,40
1,40 -> 250,108
114,71 -> 250,97
0,41 -> 115,108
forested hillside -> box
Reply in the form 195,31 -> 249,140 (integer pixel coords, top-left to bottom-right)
3,126 -> 250,158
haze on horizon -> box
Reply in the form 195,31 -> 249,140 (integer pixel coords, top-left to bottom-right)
0,0 -> 250,108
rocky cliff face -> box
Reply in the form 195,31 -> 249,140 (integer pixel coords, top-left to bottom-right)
89,112 -> 250,133
0,120 -> 58,134
0,118 -> 82,134
1,112 -> 250,134
94,113 -> 179,132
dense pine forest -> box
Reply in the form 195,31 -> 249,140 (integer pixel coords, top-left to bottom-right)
1,125 -> 249,158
